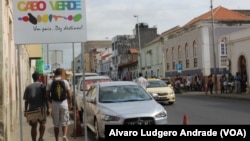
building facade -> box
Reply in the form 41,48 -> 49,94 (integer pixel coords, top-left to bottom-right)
226,28 -> 250,94
72,41 -> 112,73
112,23 -> 159,80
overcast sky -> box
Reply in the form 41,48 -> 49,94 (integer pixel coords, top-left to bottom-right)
49,0 -> 250,69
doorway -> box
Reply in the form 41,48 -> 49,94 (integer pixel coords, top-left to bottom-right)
238,55 -> 247,93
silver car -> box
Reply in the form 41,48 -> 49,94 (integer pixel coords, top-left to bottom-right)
82,81 -> 167,140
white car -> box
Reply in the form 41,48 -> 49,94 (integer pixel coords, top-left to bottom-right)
75,75 -> 112,122
82,81 -> 167,140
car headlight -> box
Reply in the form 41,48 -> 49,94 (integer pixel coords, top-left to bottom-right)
155,110 -> 167,118
168,91 -> 175,95
101,114 -> 120,121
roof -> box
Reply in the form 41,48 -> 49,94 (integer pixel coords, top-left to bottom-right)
129,48 -> 138,54
101,53 -> 112,60
185,6 -> 250,27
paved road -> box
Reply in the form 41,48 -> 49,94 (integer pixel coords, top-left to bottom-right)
12,91 -> 250,141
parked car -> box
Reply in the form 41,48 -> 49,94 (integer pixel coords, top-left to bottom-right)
82,81 -> 167,140
75,75 -> 112,122
70,72 -> 99,86
146,78 -> 175,105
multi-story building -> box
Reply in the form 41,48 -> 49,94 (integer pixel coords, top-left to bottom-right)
141,26 -> 180,78
140,6 -> 250,92
96,47 -> 113,76
72,40 -> 112,73
112,23 -> 158,80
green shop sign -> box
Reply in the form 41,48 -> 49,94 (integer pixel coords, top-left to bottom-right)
36,59 -> 44,74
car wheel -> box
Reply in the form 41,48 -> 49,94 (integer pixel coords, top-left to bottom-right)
94,119 -> 102,141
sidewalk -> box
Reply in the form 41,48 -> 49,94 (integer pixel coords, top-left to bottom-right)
12,111 -> 88,141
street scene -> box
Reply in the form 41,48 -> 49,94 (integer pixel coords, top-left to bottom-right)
1,0 -> 250,141
12,92 -> 250,141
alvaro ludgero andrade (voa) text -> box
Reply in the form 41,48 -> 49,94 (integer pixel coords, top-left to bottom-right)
108,128 -> 247,139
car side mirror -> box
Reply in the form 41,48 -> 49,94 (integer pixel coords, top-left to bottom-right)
86,97 -> 96,104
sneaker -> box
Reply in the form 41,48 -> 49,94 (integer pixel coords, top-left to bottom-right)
38,137 -> 43,141
62,136 -> 68,141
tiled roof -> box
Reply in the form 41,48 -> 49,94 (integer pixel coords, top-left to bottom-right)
185,6 -> 250,26
101,53 -> 112,60
129,48 -> 138,54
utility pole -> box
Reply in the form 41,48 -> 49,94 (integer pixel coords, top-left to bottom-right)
134,15 -> 142,73
211,0 -> 217,93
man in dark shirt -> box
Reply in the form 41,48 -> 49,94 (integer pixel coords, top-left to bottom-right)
23,71 -> 49,141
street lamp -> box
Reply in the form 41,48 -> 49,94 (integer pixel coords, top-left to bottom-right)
211,0 -> 217,93
134,15 -> 142,73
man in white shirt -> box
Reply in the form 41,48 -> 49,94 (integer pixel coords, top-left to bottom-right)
136,73 -> 148,90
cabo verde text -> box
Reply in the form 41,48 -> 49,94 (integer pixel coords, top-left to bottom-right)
109,129 -> 218,138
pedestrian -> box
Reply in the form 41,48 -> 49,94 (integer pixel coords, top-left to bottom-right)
235,72 -> 242,93
136,72 -> 148,90
46,68 -> 73,141
220,74 -> 227,94
206,74 -> 213,94
23,71 -> 49,141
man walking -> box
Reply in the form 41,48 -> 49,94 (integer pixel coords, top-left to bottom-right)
136,72 -> 148,90
23,71 -> 49,141
46,68 -> 72,141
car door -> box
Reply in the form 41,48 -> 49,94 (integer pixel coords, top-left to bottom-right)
85,85 -> 97,126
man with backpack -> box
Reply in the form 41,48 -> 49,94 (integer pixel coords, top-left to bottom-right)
46,68 -> 72,141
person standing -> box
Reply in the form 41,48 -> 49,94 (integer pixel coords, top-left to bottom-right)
136,72 -> 148,90
206,74 -> 213,94
46,68 -> 73,141
235,72 -> 242,93
23,71 -> 49,141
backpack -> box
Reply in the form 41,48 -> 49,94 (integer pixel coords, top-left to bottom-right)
40,83 -> 46,94
50,79 -> 67,101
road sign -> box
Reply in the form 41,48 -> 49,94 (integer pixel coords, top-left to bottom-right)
176,64 -> 182,73
44,64 -> 51,73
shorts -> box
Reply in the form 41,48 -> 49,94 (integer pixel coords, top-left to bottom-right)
27,108 -> 47,126
51,102 -> 70,127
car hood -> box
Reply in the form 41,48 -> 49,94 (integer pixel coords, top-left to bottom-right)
98,100 -> 165,117
147,87 -> 173,93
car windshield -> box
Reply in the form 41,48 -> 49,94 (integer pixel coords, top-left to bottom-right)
99,85 -> 152,103
147,80 -> 168,88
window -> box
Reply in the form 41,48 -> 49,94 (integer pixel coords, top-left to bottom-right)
185,43 -> 189,58
178,45 -> 182,60
179,61 -> 182,65
193,41 -> 197,57
193,41 -> 198,67
167,63 -> 170,70
220,37 -> 227,66
166,49 -> 169,62
172,47 -> 175,60
186,59 -> 189,68
194,58 -> 198,67
172,62 -> 175,70
220,38 -> 227,56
